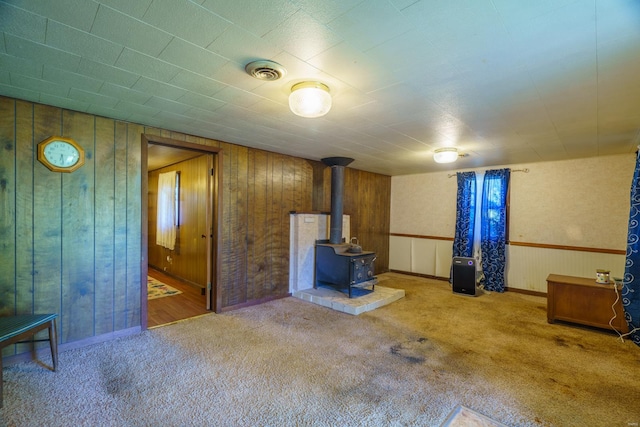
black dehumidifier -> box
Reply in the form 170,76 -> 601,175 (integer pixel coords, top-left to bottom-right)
452,256 -> 478,296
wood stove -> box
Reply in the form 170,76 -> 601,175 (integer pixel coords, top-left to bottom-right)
314,157 -> 377,297
315,241 -> 377,297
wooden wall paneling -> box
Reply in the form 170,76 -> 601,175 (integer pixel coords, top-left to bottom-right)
32,104 -> 64,333
378,175 -> 391,272
113,121 -> 129,331
310,160 -> 325,211
268,153 -> 283,295
126,124 -> 142,328
300,159 -> 313,211
15,100 -> 35,316
279,155 -> 295,295
344,168 -> 359,242
245,149 -> 255,302
235,146 -> 249,300
94,117 -> 116,335
61,110 -> 95,343
221,142 -> 241,306
0,97 -> 16,320
250,150 -> 268,301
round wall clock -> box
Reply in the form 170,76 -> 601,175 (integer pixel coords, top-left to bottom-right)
37,136 -> 85,173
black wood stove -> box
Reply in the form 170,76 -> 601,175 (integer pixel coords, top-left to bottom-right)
315,241 -> 377,297
314,157 -> 377,297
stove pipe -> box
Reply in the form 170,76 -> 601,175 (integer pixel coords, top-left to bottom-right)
321,157 -> 354,244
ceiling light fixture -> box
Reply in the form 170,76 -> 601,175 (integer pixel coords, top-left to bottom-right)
289,82 -> 332,118
433,147 -> 459,163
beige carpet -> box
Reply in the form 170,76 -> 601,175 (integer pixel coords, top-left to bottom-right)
1,273 -> 639,426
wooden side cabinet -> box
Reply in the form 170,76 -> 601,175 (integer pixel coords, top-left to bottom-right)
546,274 -> 628,333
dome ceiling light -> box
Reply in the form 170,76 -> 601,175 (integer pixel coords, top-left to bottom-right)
433,147 -> 459,163
289,82 -> 332,118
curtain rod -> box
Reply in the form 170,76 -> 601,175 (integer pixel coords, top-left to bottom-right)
447,168 -> 529,178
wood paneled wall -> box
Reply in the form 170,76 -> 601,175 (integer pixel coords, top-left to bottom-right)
0,97 -> 142,353
0,95 -> 391,354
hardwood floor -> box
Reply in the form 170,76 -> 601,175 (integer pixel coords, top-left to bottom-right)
147,268 -> 210,328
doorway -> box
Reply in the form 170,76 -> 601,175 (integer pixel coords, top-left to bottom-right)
141,134 -> 222,329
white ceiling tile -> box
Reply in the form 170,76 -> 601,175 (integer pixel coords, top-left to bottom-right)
47,21 -> 123,65
69,87 -> 119,108
144,96 -> 191,115
507,1 -> 597,64
176,92 -> 225,112
0,53 -> 43,79
168,70 -> 225,97
307,42 -> 399,93
77,58 -> 139,87
5,0 -> 99,32
40,92 -> 91,113
115,48 -> 181,82
0,0 -> 638,175
5,34 -> 82,72
11,73 -> 69,97
0,2 -> 47,42
115,100 -> 160,117
142,0 -> 230,47
491,0 -> 581,25
0,83 -> 39,102
43,66 -> 103,92
200,0 -> 299,37
291,0 -> 363,24
206,24 -> 282,63
99,82 -> 151,104
85,103 -> 131,121
212,86 -> 264,108
595,0 -> 640,44
96,0 -> 153,19
91,5 -> 173,57
262,9 -> 343,61
328,0 -> 412,52
401,0 -> 502,43
158,38 -> 228,78
131,77 -> 187,101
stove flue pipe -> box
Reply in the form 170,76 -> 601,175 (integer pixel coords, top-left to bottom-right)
321,157 -> 354,244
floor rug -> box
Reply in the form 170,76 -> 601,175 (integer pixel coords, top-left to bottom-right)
440,404 -> 508,427
147,276 -> 183,300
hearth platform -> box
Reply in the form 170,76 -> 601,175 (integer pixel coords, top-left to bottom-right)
293,285 -> 404,315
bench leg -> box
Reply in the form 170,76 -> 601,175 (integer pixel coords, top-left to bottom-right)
49,319 -> 58,371
1,352 -> 3,408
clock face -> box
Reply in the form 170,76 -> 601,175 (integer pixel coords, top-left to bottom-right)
43,141 -> 80,167
37,136 -> 85,173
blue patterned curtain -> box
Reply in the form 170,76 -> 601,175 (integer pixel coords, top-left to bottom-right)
452,172 -> 476,259
480,169 -> 510,292
623,151 -> 640,346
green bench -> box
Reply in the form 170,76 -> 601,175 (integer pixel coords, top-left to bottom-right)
0,314 -> 58,408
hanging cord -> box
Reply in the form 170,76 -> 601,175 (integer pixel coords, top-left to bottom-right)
609,281 -> 640,342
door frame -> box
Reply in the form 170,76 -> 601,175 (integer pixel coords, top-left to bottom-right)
140,134 -> 223,328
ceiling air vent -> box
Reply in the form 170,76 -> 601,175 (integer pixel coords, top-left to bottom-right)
245,60 -> 287,81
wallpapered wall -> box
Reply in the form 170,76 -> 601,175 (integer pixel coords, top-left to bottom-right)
391,153 -> 635,251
